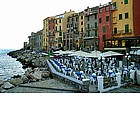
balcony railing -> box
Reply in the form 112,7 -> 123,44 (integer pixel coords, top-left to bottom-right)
113,29 -> 132,35
111,6 -> 118,11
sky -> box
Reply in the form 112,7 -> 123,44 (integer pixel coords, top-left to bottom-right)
0,0 -> 110,50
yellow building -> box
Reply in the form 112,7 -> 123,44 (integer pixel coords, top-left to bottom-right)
112,0 -> 134,38
55,10 -> 75,48
43,17 -> 49,51
78,11 -> 85,49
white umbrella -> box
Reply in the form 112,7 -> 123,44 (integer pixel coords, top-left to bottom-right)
102,51 -> 123,57
71,50 -> 91,57
89,51 -> 102,58
53,50 -> 65,55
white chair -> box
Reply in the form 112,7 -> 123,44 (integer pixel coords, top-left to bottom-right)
73,72 -> 79,80
90,76 -> 96,85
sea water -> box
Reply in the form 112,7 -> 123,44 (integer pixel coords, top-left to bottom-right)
0,49 -> 25,81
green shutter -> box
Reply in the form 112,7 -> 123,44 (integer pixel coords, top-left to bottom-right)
125,24 -> 129,33
124,0 -> 128,4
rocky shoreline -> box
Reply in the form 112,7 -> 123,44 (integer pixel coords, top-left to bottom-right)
0,49 -> 52,93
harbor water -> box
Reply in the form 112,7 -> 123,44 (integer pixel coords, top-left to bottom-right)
0,49 -> 25,81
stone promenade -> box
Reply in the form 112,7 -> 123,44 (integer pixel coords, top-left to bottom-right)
4,78 -> 140,93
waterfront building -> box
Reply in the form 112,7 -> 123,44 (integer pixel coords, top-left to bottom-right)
48,16 -> 55,51
28,30 -> 43,52
78,11 -> 86,50
98,2 -> 112,51
23,42 -> 28,50
104,0 -> 140,54
63,13 -> 79,50
35,29 -> 43,52
83,6 -> 99,52
55,10 -> 75,50
28,32 -> 36,51
43,17 -> 49,51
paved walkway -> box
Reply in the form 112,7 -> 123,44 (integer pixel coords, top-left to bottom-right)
5,78 -> 140,93
5,79 -> 79,93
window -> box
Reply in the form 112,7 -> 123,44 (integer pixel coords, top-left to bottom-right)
113,2 -> 117,8
81,21 -> 83,25
125,24 -> 129,33
81,16 -> 83,19
87,24 -> 90,29
87,16 -> 90,21
95,14 -> 97,19
99,8 -> 102,13
81,28 -> 83,32
105,6 -> 109,12
106,16 -> 109,22
114,28 -> 117,34
88,31 -> 90,37
124,0 -> 128,4
59,19 -> 61,23
95,30 -> 97,36
59,26 -> 61,31
95,22 -> 97,28
119,14 -> 122,20
102,26 -> 106,33
59,32 -> 62,36
102,35 -> 106,41
76,17 -> 78,22
99,18 -> 102,23
125,12 -> 129,19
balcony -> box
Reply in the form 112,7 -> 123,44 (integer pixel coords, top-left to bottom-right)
111,6 -> 118,11
113,29 -> 132,36
122,29 -> 132,35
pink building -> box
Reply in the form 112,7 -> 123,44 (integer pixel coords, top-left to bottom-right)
98,2 -> 112,51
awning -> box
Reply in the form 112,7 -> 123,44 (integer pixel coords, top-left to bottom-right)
102,51 -> 123,57
88,51 -> 101,58
71,50 -> 91,57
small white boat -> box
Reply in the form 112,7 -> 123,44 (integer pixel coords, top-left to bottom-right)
136,69 -> 140,85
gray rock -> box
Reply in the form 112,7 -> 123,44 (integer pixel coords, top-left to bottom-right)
21,75 -> 29,83
0,80 -> 4,87
8,78 -> 23,86
42,71 -> 50,78
32,71 -> 42,80
2,82 -> 14,89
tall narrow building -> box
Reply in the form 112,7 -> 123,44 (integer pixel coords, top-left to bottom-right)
55,10 -> 75,50
83,6 -> 99,52
98,2 -> 112,51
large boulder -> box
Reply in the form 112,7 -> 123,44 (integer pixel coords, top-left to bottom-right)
42,71 -> 50,78
2,82 -> 14,89
8,78 -> 23,86
32,70 -> 42,80
0,80 -> 4,87
21,75 -> 29,83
